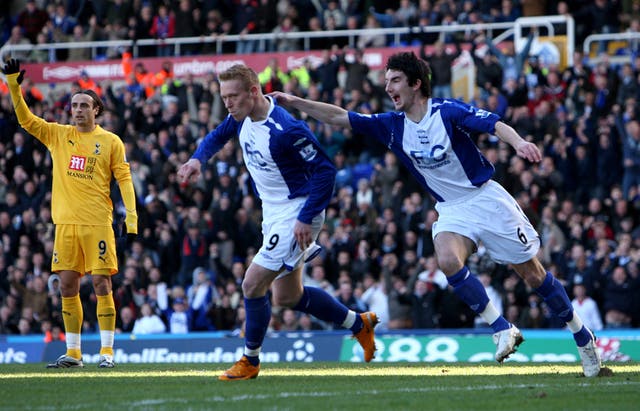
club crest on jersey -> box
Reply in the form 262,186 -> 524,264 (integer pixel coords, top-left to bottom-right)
474,109 -> 491,118
68,155 -> 86,171
94,143 -> 101,155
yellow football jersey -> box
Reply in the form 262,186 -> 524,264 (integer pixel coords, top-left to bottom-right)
9,85 -> 134,227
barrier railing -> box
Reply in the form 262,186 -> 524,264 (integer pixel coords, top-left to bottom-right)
0,16 -> 574,65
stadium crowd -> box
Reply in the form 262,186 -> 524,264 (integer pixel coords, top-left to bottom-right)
1,0 -> 640,339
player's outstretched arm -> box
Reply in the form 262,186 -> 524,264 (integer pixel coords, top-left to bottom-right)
270,91 -> 351,129
494,121 -> 542,163
177,158 -> 202,183
2,58 -> 52,141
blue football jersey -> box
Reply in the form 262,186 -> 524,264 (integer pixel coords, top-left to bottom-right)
348,98 -> 499,202
192,96 -> 336,223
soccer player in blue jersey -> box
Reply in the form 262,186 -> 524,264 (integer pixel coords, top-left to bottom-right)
177,65 -> 378,380
271,52 -> 603,377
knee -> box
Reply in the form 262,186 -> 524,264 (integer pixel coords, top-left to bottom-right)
436,254 -> 464,275
241,280 -> 261,299
92,276 -> 112,295
271,293 -> 299,308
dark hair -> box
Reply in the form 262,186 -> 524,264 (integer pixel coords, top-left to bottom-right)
73,89 -> 104,117
386,52 -> 432,98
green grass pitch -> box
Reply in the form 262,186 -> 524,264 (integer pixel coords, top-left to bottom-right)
1,362 -> 639,410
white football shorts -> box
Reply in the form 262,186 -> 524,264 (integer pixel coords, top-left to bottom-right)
252,197 -> 324,275
433,180 -> 540,265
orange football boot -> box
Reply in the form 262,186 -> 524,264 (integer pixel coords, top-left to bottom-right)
218,356 -> 260,381
353,312 -> 379,362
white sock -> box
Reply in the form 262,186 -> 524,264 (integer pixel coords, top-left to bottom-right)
479,303 -> 501,325
567,314 -> 583,333
245,347 -> 261,357
100,330 -> 114,351
66,332 -> 81,350
341,311 -> 357,329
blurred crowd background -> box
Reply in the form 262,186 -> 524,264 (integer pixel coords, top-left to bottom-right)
1,0 -> 640,341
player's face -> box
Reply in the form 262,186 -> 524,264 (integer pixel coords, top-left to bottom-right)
384,69 -> 418,112
70,93 -> 97,128
220,79 -> 254,121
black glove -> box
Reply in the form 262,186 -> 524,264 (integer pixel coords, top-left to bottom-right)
116,217 -> 137,249
2,58 -> 25,85
122,221 -> 137,247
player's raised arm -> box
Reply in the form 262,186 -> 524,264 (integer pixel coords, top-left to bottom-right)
494,121 -> 542,163
270,91 -> 351,129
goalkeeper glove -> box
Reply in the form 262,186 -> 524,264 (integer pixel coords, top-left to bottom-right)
2,58 -> 25,85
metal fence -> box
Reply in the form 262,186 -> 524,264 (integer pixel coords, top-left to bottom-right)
0,15 -> 575,65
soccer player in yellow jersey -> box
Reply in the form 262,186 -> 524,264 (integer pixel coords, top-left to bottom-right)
3,59 -> 138,368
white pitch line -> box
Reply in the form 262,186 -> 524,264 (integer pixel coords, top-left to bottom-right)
10,380 -> 639,411
200,380 -> 640,403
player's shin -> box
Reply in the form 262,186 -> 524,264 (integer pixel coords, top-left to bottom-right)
61,294 -> 83,359
448,267 -> 510,332
96,292 -> 116,356
243,296 -> 272,365
535,272 -> 592,345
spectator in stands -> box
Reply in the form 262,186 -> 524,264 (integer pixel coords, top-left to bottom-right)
335,279 -> 367,314
360,272 -> 389,329
574,0 -> 621,52
150,3 -> 175,57
4,26 -> 32,61
571,283 -> 603,332
621,120 -> 640,200
312,49 -> 341,103
165,297 -> 192,333
231,0 -> 258,54
487,32 -> 534,88
323,0 -> 347,29
421,41 -> 460,99
132,302 -> 167,334
16,0 -> 49,44
272,15 -> 300,52
472,45 -> 504,100
208,293 -> 238,330
340,48 -> 370,95
258,58 -> 289,93
603,265 -> 636,328
50,3 -> 77,37
409,273 -> 440,329
357,14 -> 386,49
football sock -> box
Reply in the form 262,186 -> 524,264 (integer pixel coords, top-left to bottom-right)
534,272 -> 592,346
292,286 -> 363,332
61,294 -> 83,359
244,296 -> 271,366
573,326 -> 593,347
96,292 -> 116,356
535,272 -> 574,323
447,267 -> 510,331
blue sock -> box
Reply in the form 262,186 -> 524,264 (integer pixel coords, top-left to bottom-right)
535,272 -> 574,323
448,267 -> 509,333
293,286 -> 363,332
244,296 -> 271,366
573,326 -> 593,347
448,267 -> 490,314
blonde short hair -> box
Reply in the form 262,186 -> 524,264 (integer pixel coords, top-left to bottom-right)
218,64 -> 259,91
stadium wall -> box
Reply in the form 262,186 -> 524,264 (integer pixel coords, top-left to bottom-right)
1,329 -> 638,365
22,46 -> 423,85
